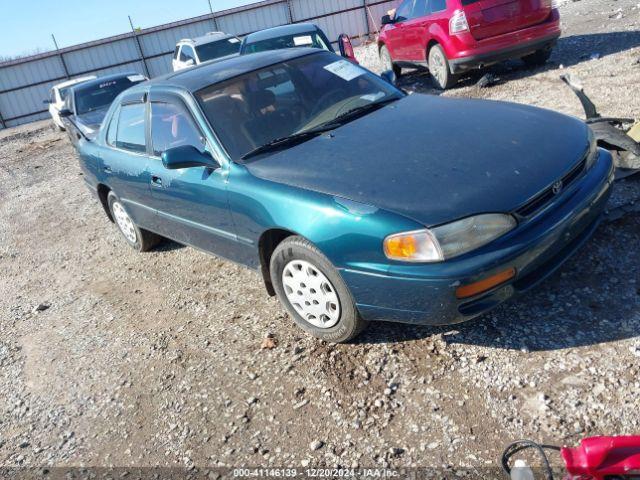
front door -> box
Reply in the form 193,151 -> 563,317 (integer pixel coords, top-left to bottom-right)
385,0 -> 416,60
145,92 -> 239,259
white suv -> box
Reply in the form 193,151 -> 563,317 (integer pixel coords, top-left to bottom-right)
45,76 -> 96,130
172,32 -> 241,71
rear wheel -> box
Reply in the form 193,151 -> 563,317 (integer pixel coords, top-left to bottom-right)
522,48 -> 552,67
380,45 -> 402,78
107,192 -> 160,252
270,236 -> 368,343
428,44 -> 457,90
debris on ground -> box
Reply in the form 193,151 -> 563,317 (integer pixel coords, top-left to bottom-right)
475,73 -> 499,88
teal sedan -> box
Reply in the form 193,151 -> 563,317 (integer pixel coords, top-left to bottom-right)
76,48 -> 614,342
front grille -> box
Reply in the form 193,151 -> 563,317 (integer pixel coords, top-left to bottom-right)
516,157 -> 587,218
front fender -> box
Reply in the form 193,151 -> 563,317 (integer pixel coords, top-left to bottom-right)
226,163 -> 423,274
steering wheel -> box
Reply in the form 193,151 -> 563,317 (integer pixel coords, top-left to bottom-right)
309,89 -> 346,119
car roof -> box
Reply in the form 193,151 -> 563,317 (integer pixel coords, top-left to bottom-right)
71,72 -> 144,92
179,32 -> 237,46
139,47 -> 323,93
54,75 -> 96,90
243,23 -> 320,44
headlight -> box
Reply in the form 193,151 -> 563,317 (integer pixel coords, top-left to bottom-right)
384,214 -> 517,263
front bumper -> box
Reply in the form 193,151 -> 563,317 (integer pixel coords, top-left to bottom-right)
340,148 -> 615,325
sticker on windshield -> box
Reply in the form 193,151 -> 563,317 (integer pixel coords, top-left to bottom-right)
323,60 -> 365,82
127,74 -> 146,82
228,38 -> 240,43
293,35 -> 313,46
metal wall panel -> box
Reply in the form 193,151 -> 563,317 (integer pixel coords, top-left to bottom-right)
0,0 -> 394,130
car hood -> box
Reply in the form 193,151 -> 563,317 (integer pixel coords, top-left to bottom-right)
75,108 -> 109,138
244,94 -> 590,227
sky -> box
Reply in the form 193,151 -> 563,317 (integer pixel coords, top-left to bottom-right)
0,0 -> 256,58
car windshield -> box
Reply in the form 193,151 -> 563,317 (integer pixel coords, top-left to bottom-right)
75,77 -> 144,115
196,51 -> 403,160
195,37 -> 241,62
243,31 -> 332,54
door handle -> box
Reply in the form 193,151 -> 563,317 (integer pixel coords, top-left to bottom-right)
151,175 -> 163,188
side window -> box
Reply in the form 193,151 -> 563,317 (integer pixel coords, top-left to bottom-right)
173,45 -> 180,60
430,0 -> 447,13
395,0 -> 415,21
180,45 -> 196,63
106,105 -> 120,146
116,103 -> 147,154
50,89 -> 56,104
150,101 -> 204,157
412,0 -> 429,17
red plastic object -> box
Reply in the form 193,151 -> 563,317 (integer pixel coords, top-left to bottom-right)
562,436 -> 640,479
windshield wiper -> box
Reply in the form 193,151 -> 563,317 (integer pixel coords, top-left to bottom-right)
240,124 -> 338,161
330,96 -> 401,125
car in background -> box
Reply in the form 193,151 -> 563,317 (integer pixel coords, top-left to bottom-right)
60,72 -> 147,146
240,23 -> 358,63
74,48 -> 613,343
378,0 -> 561,89
172,32 -> 241,71
44,76 -> 96,130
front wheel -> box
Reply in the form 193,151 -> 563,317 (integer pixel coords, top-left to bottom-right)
107,192 -> 160,252
270,236 -> 368,343
428,44 -> 458,90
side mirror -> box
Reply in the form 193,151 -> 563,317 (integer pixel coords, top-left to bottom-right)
162,145 -> 219,170
338,34 -> 358,64
59,108 -> 73,118
380,70 -> 398,86
381,14 -> 395,25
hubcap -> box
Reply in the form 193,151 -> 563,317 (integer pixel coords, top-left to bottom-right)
430,50 -> 446,85
282,260 -> 341,329
112,201 -> 137,244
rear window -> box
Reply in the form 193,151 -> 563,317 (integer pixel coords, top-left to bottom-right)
116,103 -> 146,153
243,32 -> 331,54
195,38 -> 241,62
74,76 -> 145,115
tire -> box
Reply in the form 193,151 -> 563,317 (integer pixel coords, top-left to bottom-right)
522,48 -> 552,67
107,192 -> 160,252
428,44 -> 458,90
270,236 -> 368,343
380,45 -> 402,78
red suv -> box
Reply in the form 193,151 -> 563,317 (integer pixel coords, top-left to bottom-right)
378,0 -> 561,89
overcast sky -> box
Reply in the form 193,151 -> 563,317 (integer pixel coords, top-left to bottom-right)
1,0 -> 256,58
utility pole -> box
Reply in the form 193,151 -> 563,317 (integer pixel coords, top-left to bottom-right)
128,16 -> 150,78
207,0 -> 219,31
52,34 -> 70,79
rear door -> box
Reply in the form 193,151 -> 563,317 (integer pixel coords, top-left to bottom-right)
102,94 -> 156,230
462,0 -> 552,40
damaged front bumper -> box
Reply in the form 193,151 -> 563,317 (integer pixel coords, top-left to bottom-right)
341,149 -> 615,325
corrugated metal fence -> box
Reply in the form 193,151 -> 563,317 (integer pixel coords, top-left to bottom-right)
0,0 -> 399,130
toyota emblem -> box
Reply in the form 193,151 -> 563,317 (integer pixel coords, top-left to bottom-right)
552,181 -> 563,195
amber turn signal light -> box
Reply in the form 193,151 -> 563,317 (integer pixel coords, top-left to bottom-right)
456,267 -> 516,299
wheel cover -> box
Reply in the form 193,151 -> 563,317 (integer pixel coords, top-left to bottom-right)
430,50 -> 446,85
112,201 -> 137,244
282,259 -> 341,329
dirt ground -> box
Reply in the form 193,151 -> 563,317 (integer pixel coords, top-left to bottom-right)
1,0 -> 640,475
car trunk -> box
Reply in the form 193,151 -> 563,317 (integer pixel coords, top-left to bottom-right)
462,0 -> 552,40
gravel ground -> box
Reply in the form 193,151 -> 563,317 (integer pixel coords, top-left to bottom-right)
1,0 -> 640,475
